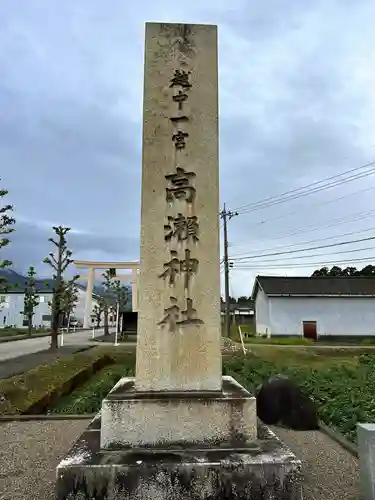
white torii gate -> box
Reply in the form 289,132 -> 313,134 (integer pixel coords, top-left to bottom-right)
74,260 -> 140,328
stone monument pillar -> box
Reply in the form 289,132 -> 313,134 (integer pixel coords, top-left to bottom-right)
56,23 -> 303,500
135,22 -> 221,392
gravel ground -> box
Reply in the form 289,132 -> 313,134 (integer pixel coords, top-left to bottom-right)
0,419 -> 360,500
0,346 -> 90,380
270,426 -> 360,500
0,419 -> 89,500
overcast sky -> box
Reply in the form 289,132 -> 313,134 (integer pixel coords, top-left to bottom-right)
2,0 -> 375,297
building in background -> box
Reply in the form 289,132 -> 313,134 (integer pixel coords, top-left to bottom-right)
252,275 -> 375,339
220,301 -> 255,329
0,270 -> 105,329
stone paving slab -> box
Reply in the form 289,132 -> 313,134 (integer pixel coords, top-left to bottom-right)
0,346 -> 91,380
0,419 -> 360,500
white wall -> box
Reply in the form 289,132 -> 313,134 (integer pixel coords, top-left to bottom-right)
255,288 -> 271,334
0,293 -> 53,328
68,289 -> 101,324
0,289 -> 102,329
268,296 -> 375,336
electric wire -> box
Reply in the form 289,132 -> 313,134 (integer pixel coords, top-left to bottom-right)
230,235 -> 375,262
232,159 -> 375,214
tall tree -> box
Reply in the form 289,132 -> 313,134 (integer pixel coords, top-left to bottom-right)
311,267 -> 329,277
112,280 -> 128,334
43,226 -> 79,349
60,280 -> 79,330
0,181 -> 15,308
22,266 -> 39,336
101,269 -> 116,336
311,265 -> 375,277
93,298 -> 106,328
237,296 -> 251,304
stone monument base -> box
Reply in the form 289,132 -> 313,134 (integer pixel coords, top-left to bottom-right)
57,412 -> 302,500
100,376 -> 257,448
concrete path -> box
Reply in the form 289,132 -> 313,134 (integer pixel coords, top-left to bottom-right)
0,327 -> 115,362
0,419 -> 360,500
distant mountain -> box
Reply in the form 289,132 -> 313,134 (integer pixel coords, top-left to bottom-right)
0,269 -> 54,292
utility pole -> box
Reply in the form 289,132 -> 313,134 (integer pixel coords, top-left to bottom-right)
220,204 -> 238,338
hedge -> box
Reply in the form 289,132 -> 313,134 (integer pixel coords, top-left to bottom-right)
51,361 -> 134,414
223,353 -> 375,443
0,347 -> 117,415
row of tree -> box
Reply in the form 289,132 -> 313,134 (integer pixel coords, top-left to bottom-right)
0,180 -> 129,349
311,265 -> 375,277
221,296 -> 253,304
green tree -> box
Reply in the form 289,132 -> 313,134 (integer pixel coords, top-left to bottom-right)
60,280 -> 79,330
237,296 -> 251,304
101,269 -> 116,336
112,280 -> 129,334
0,181 -> 15,308
93,298 -> 106,328
22,266 -> 39,336
43,226 -> 79,349
359,265 -> 375,276
311,267 -> 329,277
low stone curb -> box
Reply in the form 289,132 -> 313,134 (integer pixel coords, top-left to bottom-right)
0,329 -> 93,343
319,420 -> 358,458
0,332 -> 55,343
0,414 -> 96,421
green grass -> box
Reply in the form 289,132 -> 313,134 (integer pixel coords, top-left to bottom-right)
0,346 -> 130,415
224,351 -> 375,443
3,342 -> 373,444
243,336 -> 313,345
47,346 -> 375,443
0,328 -> 48,338
51,362 -> 134,414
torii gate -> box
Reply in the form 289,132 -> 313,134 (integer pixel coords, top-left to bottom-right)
74,260 -> 140,328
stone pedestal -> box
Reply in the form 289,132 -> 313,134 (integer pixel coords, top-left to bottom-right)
100,376 -> 257,449
57,415 -> 302,500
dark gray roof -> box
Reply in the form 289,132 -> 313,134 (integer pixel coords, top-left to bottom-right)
220,302 -> 254,312
252,275 -> 375,298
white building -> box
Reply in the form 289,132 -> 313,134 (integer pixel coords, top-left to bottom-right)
252,275 -> 375,339
0,283 -> 102,329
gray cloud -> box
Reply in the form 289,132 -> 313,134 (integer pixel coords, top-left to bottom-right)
2,0 -> 375,296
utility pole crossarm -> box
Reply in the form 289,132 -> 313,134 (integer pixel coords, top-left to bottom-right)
220,204 -> 239,338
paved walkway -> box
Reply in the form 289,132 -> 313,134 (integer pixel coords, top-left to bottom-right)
0,327 -> 116,362
0,419 -> 360,500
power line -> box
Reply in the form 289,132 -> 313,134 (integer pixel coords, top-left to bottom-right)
234,255 -> 375,270
252,208 -> 375,242
230,234 -> 375,262
235,185 -> 375,229
232,159 -> 375,214
232,245 -> 375,265
229,226 -> 375,256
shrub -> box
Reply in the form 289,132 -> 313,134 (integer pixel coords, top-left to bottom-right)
0,347 -> 119,415
224,353 -> 375,443
52,362 -> 134,414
